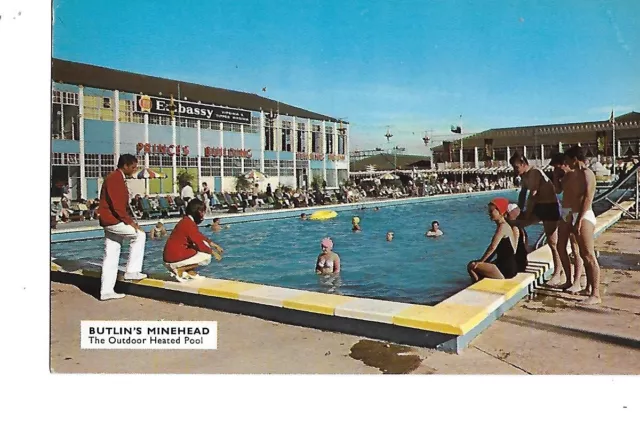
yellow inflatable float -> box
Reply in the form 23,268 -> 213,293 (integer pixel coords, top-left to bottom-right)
309,210 -> 338,221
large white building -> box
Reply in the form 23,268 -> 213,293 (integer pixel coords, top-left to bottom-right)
51,59 -> 350,200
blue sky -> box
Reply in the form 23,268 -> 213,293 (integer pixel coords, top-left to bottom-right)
53,0 -> 639,154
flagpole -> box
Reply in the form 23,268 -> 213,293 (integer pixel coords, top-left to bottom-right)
460,115 -> 464,185
612,109 -> 616,177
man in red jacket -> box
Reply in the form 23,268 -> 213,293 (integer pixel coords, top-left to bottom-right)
163,199 -> 223,282
98,154 -> 147,300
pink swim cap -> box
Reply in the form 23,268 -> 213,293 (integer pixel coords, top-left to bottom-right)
321,237 -> 333,249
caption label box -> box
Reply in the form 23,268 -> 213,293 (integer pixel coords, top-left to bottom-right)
81,321 -> 218,349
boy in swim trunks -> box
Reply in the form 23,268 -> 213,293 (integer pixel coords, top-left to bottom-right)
550,152 -> 586,293
510,152 -> 563,286
563,145 -> 601,305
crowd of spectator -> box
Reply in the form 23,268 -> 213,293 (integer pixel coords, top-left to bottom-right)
50,172 -> 519,228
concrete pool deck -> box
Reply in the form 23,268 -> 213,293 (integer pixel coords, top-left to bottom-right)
50,216 -> 640,374
50,197 -> 635,355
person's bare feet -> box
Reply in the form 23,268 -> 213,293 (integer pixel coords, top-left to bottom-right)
565,283 -> 583,294
546,274 -> 564,287
580,295 -> 602,305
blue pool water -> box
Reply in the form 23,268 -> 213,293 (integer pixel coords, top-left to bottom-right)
52,190 -> 545,305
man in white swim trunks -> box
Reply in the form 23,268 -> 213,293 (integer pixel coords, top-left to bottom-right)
550,152 -> 585,293
563,145 -> 601,305
510,152 -> 563,286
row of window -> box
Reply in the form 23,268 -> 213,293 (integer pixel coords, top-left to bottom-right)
264,128 -> 347,154
52,153 -> 310,178
53,92 -> 347,139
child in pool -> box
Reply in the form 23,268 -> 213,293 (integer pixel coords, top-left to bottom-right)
352,216 -> 361,232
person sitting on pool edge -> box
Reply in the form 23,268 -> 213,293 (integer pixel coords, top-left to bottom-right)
352,216 -> 361,232
150,220 -> 168,240
425,221 -> 443,237
316,237 -> 341,275
467,197 -> 518,282
386,231 -> 394,241
506,203 -> 529,273
163,199 -> 224,282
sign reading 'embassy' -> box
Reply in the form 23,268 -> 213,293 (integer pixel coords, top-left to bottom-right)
135,95 -> 252,125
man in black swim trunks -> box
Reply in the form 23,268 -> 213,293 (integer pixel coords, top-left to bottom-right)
510,152 -> 563,286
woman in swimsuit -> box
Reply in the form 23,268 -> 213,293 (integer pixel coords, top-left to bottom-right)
352,216 -> 362,232
467,197 -> 519,282
315,237 -> 341,275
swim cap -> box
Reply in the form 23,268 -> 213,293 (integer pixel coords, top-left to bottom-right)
321,237 -> 334,249
352,216 -> 360,224
507,203 -> 519,213
490,197 -> 510,216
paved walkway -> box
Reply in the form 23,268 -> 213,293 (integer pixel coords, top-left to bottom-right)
50,219 -> 640,374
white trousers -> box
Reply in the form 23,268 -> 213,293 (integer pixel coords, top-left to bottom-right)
101,222 -> 146,296
164,252 -> 211,272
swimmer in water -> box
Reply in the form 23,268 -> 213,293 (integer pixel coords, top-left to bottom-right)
300,213 -> 308,220
315,237 -> 341,275
425,220 -> 443,237
352,216 -> 361,232
209,217 -> 230,232
150,221 -> 168,240
386,231 -> 394,241
374,207 -> 380,211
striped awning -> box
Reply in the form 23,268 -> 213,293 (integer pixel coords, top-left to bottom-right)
136,168 -> 167,179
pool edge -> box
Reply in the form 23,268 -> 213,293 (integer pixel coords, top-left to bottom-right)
50,200 -> 635,354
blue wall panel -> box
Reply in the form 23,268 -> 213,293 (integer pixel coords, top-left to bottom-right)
244,133 -> 261,151
52,140 -> 80,153
83,87 -> 115,97
84,119 -> 115,154
263,151 -> 277,160
148,124 -> 173,144
310,160 -> 324,169
86,178 -> 99,199
201,128 -> 220,147
120,122 -> 145,155
280,152 -> 293,161
53,83 -> 79,92
224,132 -> 242,149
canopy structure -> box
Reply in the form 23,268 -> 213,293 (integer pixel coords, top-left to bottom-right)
244,170 -> 268,182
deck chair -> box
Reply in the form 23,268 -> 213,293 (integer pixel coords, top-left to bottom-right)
223,193 -> 238,209
140,198 -> 162,219
215,193 -> 229,209
158,197 -> 181,217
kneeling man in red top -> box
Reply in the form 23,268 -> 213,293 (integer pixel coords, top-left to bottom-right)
98,154 -> 147,301
163,199 -> 224,282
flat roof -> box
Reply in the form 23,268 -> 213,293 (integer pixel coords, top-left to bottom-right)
52,58 -> 343,123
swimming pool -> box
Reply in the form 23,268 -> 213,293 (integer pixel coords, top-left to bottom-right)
52,190 -> 544,305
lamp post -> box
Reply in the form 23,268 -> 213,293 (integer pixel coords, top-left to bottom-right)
451,116 -> 463,183
422,130 -> 433,169
385,126 -> 396,170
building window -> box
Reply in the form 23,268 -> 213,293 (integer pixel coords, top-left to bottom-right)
296,130 -> 306,152
246,115 -> 260,134
222,123 -> 242,133
265,125 -> 275,151
119,100 -> 134,123
326,133 -> 333,154
264,160 -> 278,176
337,134 -> 346,155
312,131 -> 320,153
282,128 -> 292,152
245,159 -> 260,171
159,115 -> 170,126
280,160 -> 294,176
